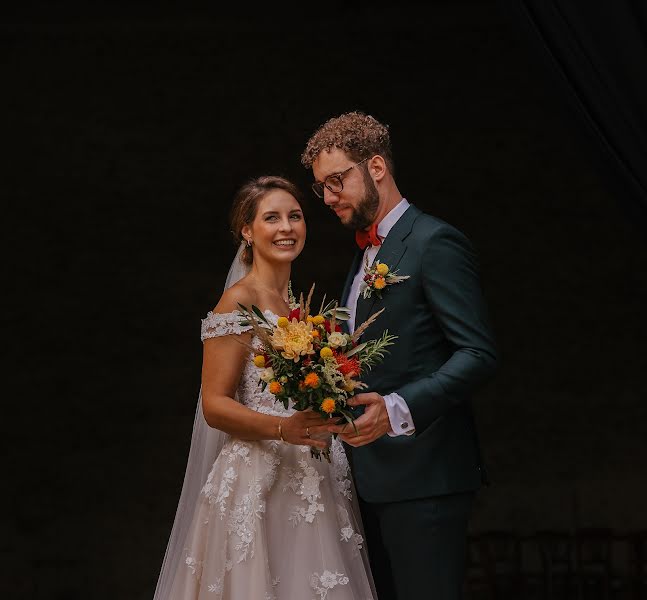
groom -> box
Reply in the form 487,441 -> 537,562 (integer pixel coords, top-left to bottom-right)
301,111 -> 498,600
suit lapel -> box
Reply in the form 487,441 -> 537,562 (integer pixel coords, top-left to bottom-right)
354,205 -> 421,332
341,249 -> 363,307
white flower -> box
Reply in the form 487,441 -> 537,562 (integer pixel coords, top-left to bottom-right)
260,367 -> 275,382
327,331 -> 347,348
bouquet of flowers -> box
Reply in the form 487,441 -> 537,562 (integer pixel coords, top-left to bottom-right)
238,284 -> 396,461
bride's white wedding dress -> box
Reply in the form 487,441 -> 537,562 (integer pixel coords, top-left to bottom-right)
163,310 -> 376,600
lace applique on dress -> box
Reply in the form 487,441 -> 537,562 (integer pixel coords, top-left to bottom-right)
330,439 -> 353,500
336,504 -> 364,557
227,477 -> 265,563
309,570 -> 350,599
200,309 -> 276,341
284,459 -> 325,526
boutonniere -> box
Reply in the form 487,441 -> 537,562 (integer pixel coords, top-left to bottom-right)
360,257 -> 410,299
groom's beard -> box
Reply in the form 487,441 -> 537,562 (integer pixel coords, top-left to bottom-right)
344,172 -> 380,231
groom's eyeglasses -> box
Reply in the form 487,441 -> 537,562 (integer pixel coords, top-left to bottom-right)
311,157 -> 369,198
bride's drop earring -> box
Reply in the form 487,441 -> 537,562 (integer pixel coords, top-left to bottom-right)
246,239 -> 252,247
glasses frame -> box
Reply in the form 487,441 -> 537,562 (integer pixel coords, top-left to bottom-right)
311,157 -> 370,198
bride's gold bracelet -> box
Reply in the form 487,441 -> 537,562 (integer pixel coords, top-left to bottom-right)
277,418 -> 285,442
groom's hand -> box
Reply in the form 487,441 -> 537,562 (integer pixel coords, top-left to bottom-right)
327,392 -> 391,447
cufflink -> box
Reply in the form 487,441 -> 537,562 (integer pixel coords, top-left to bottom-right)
400,421 -> 409,429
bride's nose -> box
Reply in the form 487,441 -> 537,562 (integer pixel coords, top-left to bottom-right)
278,217 -> 293,232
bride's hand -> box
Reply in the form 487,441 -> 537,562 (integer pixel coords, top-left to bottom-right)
281,411 -> 329,450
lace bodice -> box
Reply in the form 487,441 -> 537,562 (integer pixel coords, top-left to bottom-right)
201,310 -> 291,418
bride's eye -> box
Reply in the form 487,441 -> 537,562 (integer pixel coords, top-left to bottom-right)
290,213 -> 303,220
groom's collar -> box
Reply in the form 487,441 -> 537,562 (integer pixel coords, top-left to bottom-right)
375,198 -> 410,242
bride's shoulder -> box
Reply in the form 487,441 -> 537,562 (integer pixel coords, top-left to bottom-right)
211,280 -> 256,315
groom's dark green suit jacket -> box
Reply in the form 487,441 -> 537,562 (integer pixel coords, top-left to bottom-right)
341,204 -> 497,504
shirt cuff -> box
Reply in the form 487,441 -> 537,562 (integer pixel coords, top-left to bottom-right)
383,392 -> 416,436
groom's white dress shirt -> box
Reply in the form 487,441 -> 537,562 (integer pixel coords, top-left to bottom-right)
347,198 -> 416,437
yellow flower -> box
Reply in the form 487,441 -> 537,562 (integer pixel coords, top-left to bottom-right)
277,316 -> 289,328
321,398 -> 336,414
304,372 -> 320,388
312,315 -> 325,325
253,355 -> 266,368
270,318 -> 315,362
320,346 -> 333,359
306,315 -> 314,323
268,381 -> 283,395
374,276 -> 386,290
376,262 -> 389,276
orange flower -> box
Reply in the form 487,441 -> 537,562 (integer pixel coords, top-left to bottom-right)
304,372 -> 320,388
333,350 -> 360,378
374,277 -> 386,290
321,398 -> 336,414
268,381 -> 283,395
311,329 -> 320,338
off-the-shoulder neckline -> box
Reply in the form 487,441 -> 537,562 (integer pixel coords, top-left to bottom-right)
203,308 -> 279,319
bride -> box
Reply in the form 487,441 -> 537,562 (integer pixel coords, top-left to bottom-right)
153,175 -> 377,599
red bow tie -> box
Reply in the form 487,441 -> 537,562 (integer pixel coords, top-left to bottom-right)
355,223 -> 382,250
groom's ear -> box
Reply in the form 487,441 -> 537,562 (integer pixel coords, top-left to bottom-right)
368,155 -> 387,183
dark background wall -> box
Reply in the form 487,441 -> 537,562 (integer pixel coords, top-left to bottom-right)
4,3 -> 647,599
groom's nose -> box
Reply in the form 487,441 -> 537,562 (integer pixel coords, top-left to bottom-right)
323,187 -> 339,205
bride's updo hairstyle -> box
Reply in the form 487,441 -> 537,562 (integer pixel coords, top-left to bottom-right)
229,175 -> 305,265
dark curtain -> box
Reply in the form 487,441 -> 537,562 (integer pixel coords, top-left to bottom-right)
498,0 -> 647,233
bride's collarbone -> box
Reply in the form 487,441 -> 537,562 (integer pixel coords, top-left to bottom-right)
250,294 -> 289,318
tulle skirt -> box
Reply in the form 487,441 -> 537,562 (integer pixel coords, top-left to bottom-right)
166,436 -> 376,600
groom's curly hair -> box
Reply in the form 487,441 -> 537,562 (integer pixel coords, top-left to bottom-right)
300,111 -> 394,174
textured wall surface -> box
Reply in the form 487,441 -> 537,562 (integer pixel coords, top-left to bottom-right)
4,4 -> 647,598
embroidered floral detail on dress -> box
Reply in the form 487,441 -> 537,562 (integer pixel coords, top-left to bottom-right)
207,578 -> 223,593
284,459 -> 325,525
262,445 -> 281,489
200,310 -> 258,341
330,439 -> 352,500
185,555 -> 202,578
309,570 -> 350,599
221,441 -> 253,466
227,477 -> 265,562
202,465 -> 238,519
336,504 -> 364,557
